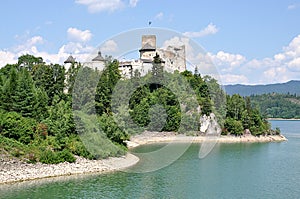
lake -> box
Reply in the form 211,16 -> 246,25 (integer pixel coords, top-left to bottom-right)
1,120 -> 300,198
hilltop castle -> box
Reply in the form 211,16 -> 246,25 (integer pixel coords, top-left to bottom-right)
64,35 -> 186,78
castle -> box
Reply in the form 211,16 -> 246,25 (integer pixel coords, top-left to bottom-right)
64,35 -> 186,78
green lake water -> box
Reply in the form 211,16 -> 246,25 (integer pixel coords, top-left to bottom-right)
1,120 -> 300,198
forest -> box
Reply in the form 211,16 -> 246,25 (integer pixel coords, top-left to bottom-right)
250,93 -> 300,119
0,54 -> 274,164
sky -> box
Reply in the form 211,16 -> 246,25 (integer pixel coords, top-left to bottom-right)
1,0 -> 300,85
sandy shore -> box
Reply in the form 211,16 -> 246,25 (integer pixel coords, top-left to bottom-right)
267,118 -> 300,121
0,153 -> 139,184
126,131 -> 288,148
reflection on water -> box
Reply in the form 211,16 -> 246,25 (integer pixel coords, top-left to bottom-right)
1,120 -> 300,199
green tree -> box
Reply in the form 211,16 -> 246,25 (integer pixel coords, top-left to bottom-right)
32,63 -> 66,104
0,75 -> 3,107
34,88 -> 49,120
133,69 -> 141,80
17,54 -> 44,71
32,64 -> 53,94
224,118 -> 244,135
72,66 -> 100,113
152,53 -> 164,80
51,64 -> 66,100
203,75 -> 227,125
13,69 -> 37,117
250,93 -> 300,119
98,114 -> 129,145
226,94 -> 245,120
249,108 -> 268,136
43,95 -> 75,139
1,67 -> 18,111
0,111 -> 37,144
95,60 -> 121,115
0,64 -> 18,78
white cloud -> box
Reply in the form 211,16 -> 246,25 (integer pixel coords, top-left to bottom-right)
11,30 -> 94,64
0,28 -> 95,68
210,51 -> 246,71
0,51 -> 17,67
14,36 -> 44,52
155,12 -> 164,20
29,36 -> 44,45
220,74 -> 249,85
216,34 -> 300,84
75,0 -> 125,13
274,53 -> 285,61
100,39 -> 118,53
183,23 -> 219,38
67,27 -> 92,43
75,0 -> 140,12
129,0 -> 139,7
59,42 -> 94,55
162,36 -> 190,49
283,35 -> 300,58
287,57 -> 300,71
263,67 -> 289,83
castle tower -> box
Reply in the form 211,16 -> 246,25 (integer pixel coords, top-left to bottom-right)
92,51 -> 105,62
83,51 -> 106,71
139,35 -> 156,62
64,55 -> 76,70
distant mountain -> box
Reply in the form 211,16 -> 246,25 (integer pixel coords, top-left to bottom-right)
224,80 -> 300,96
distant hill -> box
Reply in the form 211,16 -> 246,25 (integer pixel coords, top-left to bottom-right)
249,93 -> 300,119
224,80 -> 300,96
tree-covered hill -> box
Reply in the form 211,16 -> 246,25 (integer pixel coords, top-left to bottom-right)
0,54 -> 275,164
224,80 -> 300,96
250,93 -> 300,119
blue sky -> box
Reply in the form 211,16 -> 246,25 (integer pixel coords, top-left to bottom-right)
1,0 -> 300,84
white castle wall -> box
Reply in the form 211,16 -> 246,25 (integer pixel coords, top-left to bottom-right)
80,35 -> 186,79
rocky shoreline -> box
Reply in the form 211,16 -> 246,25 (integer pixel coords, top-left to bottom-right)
0,153 -> 139,184
0,132 -> 287,185
126,131 -> 288,148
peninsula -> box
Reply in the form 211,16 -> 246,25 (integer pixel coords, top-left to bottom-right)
0,41 -> 287,184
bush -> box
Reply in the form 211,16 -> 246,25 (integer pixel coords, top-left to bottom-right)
224,118 -> 244,136
39,149 -> 76,164
39,149 -> 59,164
66,135 -> 92,159
98,114 -> 129,145
0,111 -> 37,144
57,149 -> 76,163
275,127 -> 281,135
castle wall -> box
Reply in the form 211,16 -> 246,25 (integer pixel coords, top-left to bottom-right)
82,35 -> 186,79
140,51 -> 156,61
157,45 -> 186,72
83,61 -> 105,71
141,35 -> 156,48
